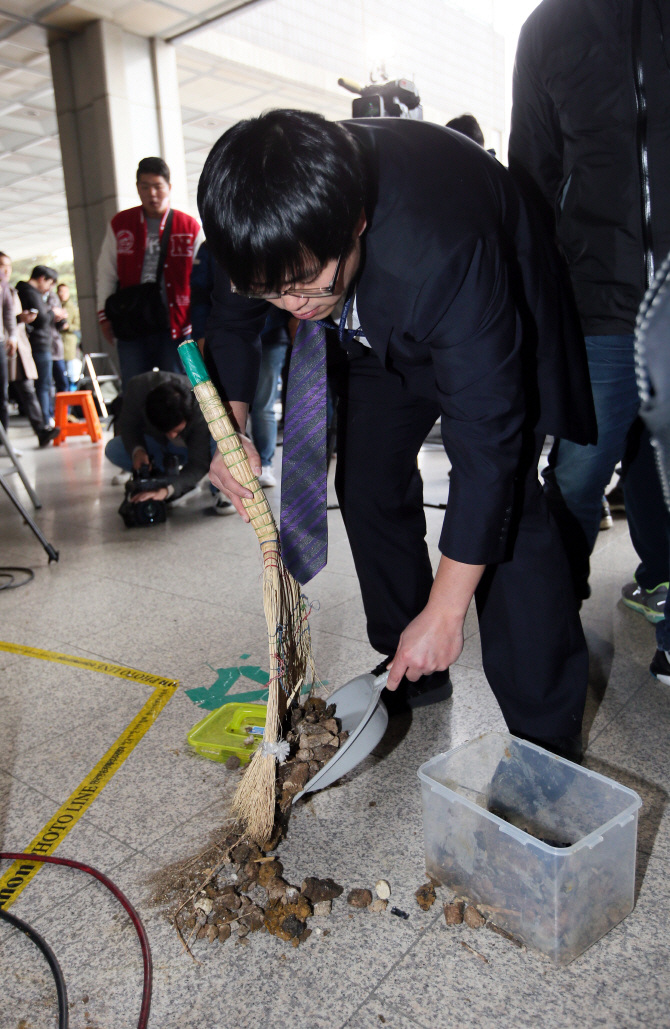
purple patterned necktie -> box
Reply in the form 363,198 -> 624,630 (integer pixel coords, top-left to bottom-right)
279,320 -> 328,584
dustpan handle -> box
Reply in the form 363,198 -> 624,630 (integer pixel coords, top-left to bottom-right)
178,340 -> 278,549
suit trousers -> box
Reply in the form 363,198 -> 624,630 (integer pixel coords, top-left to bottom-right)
10,379 -> 45,436
333,348 -> 588,739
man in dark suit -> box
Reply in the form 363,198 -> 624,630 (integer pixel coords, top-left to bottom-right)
197,110 -> 596,761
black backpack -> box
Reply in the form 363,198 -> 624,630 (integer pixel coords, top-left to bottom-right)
104,210 -> 173,341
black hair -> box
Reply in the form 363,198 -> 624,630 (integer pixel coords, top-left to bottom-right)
197,109 -> 366,293
446,114 -> 485,147
32,265 -> 58,282
137,157 -> 170,183
145,381 -> 193,433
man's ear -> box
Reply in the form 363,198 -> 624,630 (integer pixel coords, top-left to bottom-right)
356,208 -> 367,237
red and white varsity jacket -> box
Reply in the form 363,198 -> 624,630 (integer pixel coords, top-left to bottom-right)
96,205 -> 204,341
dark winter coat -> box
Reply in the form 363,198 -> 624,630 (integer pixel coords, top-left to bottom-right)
509,0 -> 670,336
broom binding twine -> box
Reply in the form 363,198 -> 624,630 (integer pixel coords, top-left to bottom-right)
178,341 -> 317,844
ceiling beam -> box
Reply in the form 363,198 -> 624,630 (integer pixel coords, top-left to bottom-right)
0,1 -> 74,43
165,0 -> 267,44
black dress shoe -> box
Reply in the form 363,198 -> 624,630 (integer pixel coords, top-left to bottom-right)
371,659 -> 452,716
38,426 -> 60,447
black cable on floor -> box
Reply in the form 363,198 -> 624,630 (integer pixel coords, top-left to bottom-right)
1,853 -> 152,1029
0,566 -> 35,591
0,905 -> 68,1029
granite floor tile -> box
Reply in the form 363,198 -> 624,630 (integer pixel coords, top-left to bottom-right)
587,680 -> 670,792
374,875 -> 670,1029
4,693 -> 231,854
0,769 -> 140,920
345,1003 -> 424,1029
452,630 -> 483,671
2,424 -> 669,1028
73,606 -> 273,689
0,656 -> 143,760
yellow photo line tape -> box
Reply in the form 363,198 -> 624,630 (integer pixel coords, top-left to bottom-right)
0,642 -> 178,909
0,640 -> 178,689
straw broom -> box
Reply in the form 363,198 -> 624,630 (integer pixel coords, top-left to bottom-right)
178,340 -> 317,844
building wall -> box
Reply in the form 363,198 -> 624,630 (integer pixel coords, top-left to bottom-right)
215,0 -> 505,147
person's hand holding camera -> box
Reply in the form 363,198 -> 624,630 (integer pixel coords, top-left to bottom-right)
131,486 -> 169,504
18,310 -> 37,324
132,448 -> 150,471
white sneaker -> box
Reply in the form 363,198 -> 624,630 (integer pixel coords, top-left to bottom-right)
0,444 -> 22,457
258,465 -> 277,487
111,471 -> 132,485
213,495 -> 234,515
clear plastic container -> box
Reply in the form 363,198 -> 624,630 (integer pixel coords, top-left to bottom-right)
419,732 -> 641,964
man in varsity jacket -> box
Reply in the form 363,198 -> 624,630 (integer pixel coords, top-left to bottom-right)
96,156 -> 204,388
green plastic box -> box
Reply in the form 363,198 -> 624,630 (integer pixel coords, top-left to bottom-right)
187,702 -> 267,765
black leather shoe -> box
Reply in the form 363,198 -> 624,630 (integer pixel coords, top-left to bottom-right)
371,659 -> 452,716
38,426 -> 60,447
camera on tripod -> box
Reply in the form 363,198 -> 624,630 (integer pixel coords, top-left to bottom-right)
338,77 -> 423,120
118,461 -> 176,528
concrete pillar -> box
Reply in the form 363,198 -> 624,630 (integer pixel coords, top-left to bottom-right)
49,21 -> 189,355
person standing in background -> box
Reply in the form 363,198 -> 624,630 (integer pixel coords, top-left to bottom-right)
0,252 -> 59,448
57,282 -> 80,388
509,0 -> 670,683
97,157 -> 204,389
46,287 -> 69,403
16,265 -> 61,425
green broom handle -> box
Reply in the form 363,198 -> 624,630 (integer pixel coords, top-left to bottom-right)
178,340 -> 277,548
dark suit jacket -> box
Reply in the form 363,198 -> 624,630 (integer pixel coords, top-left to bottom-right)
205,118 -> 596,566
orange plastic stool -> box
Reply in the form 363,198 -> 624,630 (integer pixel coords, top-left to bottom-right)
53,391 -> 102,445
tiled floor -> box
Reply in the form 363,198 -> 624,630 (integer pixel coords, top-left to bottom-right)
1,421 -> 668,1029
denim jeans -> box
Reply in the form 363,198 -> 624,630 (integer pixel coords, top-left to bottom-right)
51,359 -> 69,415
105,433 -> 188,472
32,350 -> 53,422
545,334 -> 670,648
116,330 -> 183,390
251,341 -> 287,466
105,434 -> 218,493
65,359 -> 79,389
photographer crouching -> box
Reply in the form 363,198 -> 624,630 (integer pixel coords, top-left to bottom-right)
105,370 -> 232,524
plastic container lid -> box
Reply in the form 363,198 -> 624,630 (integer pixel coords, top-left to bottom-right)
187,702 -> 267,764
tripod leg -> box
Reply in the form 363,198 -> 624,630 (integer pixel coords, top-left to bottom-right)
0,475 -> 59,562
0,421 -> 41,509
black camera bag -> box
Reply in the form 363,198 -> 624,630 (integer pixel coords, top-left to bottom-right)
104,210 -> 173,341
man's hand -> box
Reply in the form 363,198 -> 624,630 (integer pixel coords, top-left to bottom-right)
209,434 -> 262,521
100,318 -> 115,345
386,556 -> 485,690
132,448 -> 150,470
18,310 -> 37,324
5,338 -> 17,357
386,605 -> 465,688
131,487 -> 169,504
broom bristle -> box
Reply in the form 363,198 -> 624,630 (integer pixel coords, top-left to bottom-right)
190,376 -> 318,846
232,547 -> 317,844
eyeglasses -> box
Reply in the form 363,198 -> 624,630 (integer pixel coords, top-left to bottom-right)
230,250 -> 345,301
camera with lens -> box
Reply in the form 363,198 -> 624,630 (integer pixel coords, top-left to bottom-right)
118,461 -> 176,528
338,77 -> 422,120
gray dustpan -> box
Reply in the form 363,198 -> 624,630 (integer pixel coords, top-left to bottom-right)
292,671 -> 389,802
